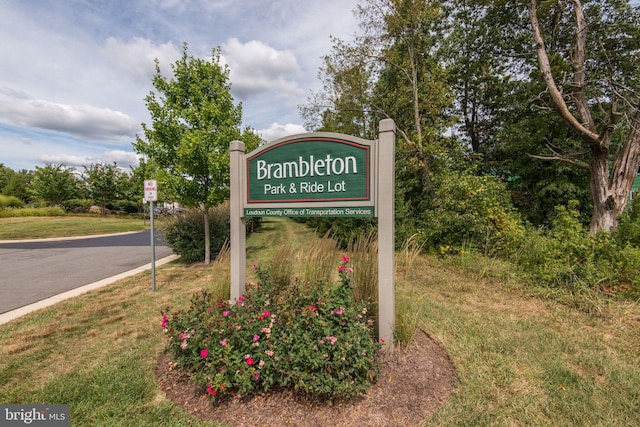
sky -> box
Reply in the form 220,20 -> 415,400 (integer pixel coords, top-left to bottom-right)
0,0 -> 360,172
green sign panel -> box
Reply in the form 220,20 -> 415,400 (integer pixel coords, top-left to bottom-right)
244,206 -> 374,217
246,137 -> 370,204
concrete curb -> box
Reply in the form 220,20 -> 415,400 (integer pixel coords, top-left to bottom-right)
0,254 -> 180,326
0,230 -> 143,244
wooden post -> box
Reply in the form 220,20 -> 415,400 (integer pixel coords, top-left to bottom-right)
230,140 -> 246,301
377,119 -> 396,348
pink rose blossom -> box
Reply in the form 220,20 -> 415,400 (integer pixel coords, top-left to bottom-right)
161,315 -> 168,328
222,310 -> 230,316
200,348 -> 209,358
253,334 -> 260,341
246,357 -> 255,365
219,338 -> 228,346
341,255 -> 350,263
207,385 -> 217,396
338,265 -> 345,272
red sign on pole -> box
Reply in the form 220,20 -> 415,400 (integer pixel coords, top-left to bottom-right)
144,180 -> 157,202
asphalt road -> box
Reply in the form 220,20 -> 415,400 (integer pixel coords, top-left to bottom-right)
0,231 -> 174,314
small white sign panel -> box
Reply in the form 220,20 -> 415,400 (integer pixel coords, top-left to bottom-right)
144,180 -> 157,202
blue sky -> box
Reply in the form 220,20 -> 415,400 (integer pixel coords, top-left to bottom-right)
0,0 -> 360,171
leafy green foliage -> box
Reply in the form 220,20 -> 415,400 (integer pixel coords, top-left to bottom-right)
162,258 -> 380,402
135,44 -> 260,210
161,205 -> 230,263
420,171 -> 524,255
61,199 -> 93,212
1,169 -> 32,203
31,164 -> 81,207
83,162 -> 124,214
0,207 -> 65,217
513,201 -> 640,300
615,197 -> 640,247
0,194 -> 24,208
135,43 -> 261,263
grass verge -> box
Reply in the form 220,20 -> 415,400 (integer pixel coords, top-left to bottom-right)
0,216 -> 149,240
0,217 -> 638,426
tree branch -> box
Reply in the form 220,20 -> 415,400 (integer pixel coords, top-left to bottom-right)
528,0 -> 601,147
528,142 -> 590,170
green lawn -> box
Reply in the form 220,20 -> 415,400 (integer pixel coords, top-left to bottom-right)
0,217 -> 638,426
0,216 -> 149,240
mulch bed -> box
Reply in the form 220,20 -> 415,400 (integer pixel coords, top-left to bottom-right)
155,329 -> 456,426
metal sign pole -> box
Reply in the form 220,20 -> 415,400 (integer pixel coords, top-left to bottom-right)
144,179 -> 158,292
150,200 -> 156,292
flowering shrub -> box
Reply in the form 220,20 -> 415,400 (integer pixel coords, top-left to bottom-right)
161,256 -> 380,402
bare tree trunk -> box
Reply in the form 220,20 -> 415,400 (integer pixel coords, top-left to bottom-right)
529,0 -> 640,233
203,206 -> 211,265
589,147 -> 617,234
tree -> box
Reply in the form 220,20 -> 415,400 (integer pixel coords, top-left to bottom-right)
83,162 -> 123,214
2,169 -> 33,203
529,0 -> 640,233
134,44 -> 260,264
302,0 -> 456,202
442,1 -> 527,158
32,164 -> 79,206
0,164 -> 15,193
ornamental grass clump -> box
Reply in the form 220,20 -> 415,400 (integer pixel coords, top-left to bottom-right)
161,256 -> 380,402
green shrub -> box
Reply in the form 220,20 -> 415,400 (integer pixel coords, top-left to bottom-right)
161,204 -> 231,263
61,199 -> 93,212
161,257 -> 380,402
0,195 -> 24,208
421,172 -> 524,255
511,201 -> 640,301
108,199 -> 139,214
615,197 -> 640,247
0,206 -> 65,217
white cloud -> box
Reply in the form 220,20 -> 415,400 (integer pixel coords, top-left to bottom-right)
39,150 -> 138,169
0,88 -> 139,141
102,150 -> 140,168
104,37 -> 181,82
222,38 -> 303,101
0,0 -> 361,172
39,154 -> 97,168
258,122 -> 307,142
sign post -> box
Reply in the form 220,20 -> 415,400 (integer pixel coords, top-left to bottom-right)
144,180 -> 158,292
